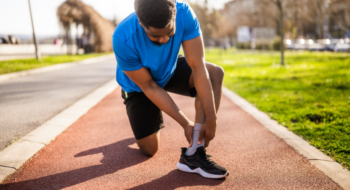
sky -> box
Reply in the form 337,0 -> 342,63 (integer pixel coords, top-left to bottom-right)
0,0 -> 231,36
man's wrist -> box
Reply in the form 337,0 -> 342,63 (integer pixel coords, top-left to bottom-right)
181,118 -> 193,126
178,111 -> 193,128
205,116 -> 217,123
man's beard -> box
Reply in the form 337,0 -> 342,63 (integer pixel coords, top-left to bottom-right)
151,40 -> 162,46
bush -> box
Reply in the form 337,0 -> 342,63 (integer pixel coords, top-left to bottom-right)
272,37 -> 287,51
235,37 -> 286,51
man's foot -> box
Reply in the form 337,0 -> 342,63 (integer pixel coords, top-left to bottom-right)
176,147 -> 229,179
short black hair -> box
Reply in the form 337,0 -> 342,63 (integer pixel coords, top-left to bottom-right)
134,0 -> 176,29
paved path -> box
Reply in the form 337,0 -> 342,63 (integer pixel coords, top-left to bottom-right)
0,58 -> 116,150
0,55 -> 34,61
0,54 -> 66,61
0,55 -> 35,61
0,89 -> 341,189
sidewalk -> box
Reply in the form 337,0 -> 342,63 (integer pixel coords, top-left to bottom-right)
0,88 -> 342,189
0,54 -> 34,61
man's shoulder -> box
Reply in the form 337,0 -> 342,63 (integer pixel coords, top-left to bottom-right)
113,12 -> 142,42
176,0 -> 188,9
176,0 -> 190,13
175,1 -> 194,22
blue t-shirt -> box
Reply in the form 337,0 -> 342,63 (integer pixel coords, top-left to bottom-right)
112,0 -> 201,93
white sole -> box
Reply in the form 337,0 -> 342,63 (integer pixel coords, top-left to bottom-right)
176,162 -> 229,179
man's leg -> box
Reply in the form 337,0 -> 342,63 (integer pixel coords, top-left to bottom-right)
193,62 -> 224,123
172,60 -> 228,178
122,90 -> 164,157
136,131 -> 160,157
186,62 -> 224,155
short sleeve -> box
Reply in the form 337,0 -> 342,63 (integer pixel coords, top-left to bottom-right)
112,37 -> 143,71
182,4 -> 201,41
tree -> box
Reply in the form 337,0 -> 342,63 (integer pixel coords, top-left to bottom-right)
283,0 -> 304,40
306,0 -> 330,39
190,0 -> 221,46
220,0 -> 276,46
57,0 -> 115,53
330,0 -> 350,33
292,0 -> 300,39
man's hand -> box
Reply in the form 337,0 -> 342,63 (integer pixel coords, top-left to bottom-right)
183,36 -> 218,148
198,119 -> 217,147
183,122 -> 194,147
123,68 -> 193,137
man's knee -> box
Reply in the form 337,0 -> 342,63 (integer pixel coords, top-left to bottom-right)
139,145 -> 158,157
136,131 -> 160,157
215,65 -> 225,79
206,63 -> 224,82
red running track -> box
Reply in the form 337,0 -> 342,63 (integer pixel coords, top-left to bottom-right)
0,88 -> 341,189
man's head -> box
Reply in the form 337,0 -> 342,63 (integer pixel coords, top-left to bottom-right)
135,0 -> 176,45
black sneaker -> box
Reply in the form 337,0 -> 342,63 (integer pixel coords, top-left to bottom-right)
176,147 -> 229,179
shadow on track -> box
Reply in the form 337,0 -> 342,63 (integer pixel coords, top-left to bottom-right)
0,138 -> 148,190
128,170 -> 226,190
1,137 -> 226,189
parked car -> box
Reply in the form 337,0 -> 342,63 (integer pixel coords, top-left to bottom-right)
334,43 -> 350,52
324,43 -> 336,52
293,43 -> 308,50
308,43 -> 326,51
322,43 -> 350,52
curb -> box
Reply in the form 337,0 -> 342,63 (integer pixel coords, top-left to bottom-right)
223,87 -> 350,190
0,54 -> 114,83
0,79 -> 118,183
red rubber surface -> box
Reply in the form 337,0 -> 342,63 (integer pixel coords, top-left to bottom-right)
0,88 -> 341,189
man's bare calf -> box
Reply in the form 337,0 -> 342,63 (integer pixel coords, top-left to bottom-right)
186,62 -> 224,154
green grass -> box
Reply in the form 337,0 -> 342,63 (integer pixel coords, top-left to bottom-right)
206,49 -> 350,169
0,53 -> 112,75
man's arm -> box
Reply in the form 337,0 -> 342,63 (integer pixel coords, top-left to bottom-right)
123,68 -> 194,145
182,36 -> 217,147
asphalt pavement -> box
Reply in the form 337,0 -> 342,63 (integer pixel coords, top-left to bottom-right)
0,57 -> 116,150
0,89 -> 341,189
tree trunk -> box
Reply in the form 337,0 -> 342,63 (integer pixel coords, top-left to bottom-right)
28,0 -> 41,60
278,0 -> 285,66
294,0 -> 299,40
319,16 -> 324,39
66,22 -> 73,55
316,0 -> 325,39
76,24 -> 79,55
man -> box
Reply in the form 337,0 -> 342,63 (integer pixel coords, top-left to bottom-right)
112,0 -> 229,179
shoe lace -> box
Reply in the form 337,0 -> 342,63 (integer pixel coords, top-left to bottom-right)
198,149 -> 217,166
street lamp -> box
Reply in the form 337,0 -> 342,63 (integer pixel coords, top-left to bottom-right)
286,39 -> 292,45
28,0 -> 41,60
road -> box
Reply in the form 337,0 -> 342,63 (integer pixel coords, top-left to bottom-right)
0,57 -> 116,150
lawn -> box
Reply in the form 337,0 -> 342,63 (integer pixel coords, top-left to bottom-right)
0,53 -> 112,75
206,49 -> 350,169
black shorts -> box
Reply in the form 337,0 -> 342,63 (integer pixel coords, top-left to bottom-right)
121,56 -> 197,140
